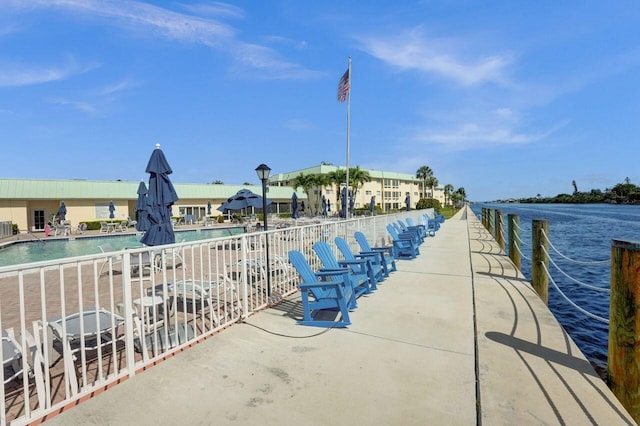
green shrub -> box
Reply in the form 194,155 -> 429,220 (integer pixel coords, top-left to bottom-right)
12,224 -> 19,235
416,198 -> 442,212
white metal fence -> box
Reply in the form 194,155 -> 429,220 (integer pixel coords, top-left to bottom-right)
0,210 -> 431,424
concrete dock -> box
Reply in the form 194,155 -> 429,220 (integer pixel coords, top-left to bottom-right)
45,207 -> 635,425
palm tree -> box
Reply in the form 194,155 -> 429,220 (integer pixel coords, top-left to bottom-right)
348,166 -> 371,199
444,184 -> 454,206
425,176 -> 438,199
309,173 -> 330,214
327,169 -> 347,204
291,173 -> 316,215
416,166 -> 434,199
456,187 -> 467,205
572,180 -> 578,195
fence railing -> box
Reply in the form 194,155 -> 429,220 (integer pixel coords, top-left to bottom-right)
0,210 -> 431,425
479,206 -> 640,423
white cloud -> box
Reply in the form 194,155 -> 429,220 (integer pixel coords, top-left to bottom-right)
178,2 -> 245,20
96,78 -> 135,96
263,35 -> 308,50
0,59 -> 95,87
48,97 -> 97,113
231,42 -> 322,79
6,0 -> 318,80
357,27 -> 512,86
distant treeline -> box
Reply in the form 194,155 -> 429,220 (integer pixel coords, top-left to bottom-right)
507,179 -> 640,204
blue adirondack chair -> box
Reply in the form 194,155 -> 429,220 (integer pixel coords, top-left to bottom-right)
421,214 -> 439,235
312,241 -> 373,297
288,250 -> 356,328
386,224 -> 420,259
334,236 -> 384,286
393,222 -> 422,246
354,231 -> 397,276
396,220 -> 424,244
405,217 -> 428,238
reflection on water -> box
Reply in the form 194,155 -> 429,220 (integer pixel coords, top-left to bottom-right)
0,227 -> 243,268
471,203 -> 640,372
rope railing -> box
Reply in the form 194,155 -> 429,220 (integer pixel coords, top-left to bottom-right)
512,239 -> 531,261
540,228 -> 610,265
541,245 -> 609,293
512,221 -> 530,246
482,209 -> 609,325
540,261 -> 609,324
513,230 -> 528,247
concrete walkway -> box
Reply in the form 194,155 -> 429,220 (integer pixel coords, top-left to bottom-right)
45,207 -> 634,425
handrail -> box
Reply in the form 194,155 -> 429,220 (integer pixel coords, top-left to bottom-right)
540,228 -> 609,265
540,261 -> 609,324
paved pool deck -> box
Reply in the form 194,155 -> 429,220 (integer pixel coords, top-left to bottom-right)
44,207 -> 635,425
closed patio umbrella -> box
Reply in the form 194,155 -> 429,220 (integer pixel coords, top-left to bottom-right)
291,193 -> 299,219
322,195 -> 327,217
370,196 -> 375,215
108,201 -> 115,219
140,144 -> 179,246
340,187 -> 347,218
58,201 -> 67,221
405,195 -> 411,211
207,201 -> 212,215
135,181 -> 150,232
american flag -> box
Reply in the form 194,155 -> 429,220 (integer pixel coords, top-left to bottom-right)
337,68 -> 350,102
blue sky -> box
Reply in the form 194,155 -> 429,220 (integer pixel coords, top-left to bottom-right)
2,1 -> 639,201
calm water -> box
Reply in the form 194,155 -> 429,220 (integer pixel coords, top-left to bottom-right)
0,227 -> 244,268
470,203 -> 640,371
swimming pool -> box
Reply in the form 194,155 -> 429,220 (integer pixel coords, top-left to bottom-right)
0,227 -> 244,268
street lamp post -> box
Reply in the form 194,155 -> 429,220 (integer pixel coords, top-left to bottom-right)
255,164 -> 272,297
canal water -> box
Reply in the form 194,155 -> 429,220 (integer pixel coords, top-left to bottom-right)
470,203 -> 640,372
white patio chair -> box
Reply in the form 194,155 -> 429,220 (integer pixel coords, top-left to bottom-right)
2,329 -> 24,385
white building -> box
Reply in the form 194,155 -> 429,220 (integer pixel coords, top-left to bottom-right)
269,164 -> 445,214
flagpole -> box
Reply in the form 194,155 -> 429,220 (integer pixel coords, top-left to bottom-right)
345,56 -> 351,220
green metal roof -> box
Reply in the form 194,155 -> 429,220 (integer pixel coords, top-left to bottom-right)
0,178 -> 303,201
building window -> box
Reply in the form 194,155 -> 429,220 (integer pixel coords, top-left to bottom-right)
34,210 -> 45,230
179,206 -> 207,220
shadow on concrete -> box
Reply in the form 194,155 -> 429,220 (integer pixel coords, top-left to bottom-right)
485,331 -> 598,378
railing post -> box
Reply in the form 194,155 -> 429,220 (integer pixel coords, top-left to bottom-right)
482,208 -> 487,228
495,210 -> 504,250
508,214 -> 521,270
608,239 -> 640,423
531,219 -> 549,304
487,209 -> 493,236
122,253 -> 136,378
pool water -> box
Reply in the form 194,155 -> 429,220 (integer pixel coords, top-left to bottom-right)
0,227 -> 244,268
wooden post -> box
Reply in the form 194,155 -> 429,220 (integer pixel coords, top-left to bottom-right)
487,209 -> 493,235
495,210 -> 504,250
482,208 -> 487,228
608,239 -> 640,423
508,214 -> 521,270
531,219 -> 548,304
